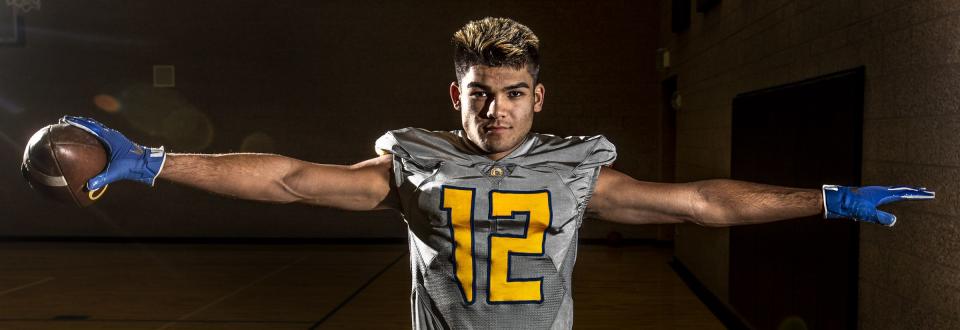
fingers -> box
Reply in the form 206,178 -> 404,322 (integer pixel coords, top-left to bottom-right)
873,210 -> 897,227
61,115 -> 104,126
874,186 -> 936,205
893,186 -> 936,200
61,115 -> 127,154
853,203 -> 897,226
86,171 -> 112,191
61,116 -> 107,137
86,174 -> 105,191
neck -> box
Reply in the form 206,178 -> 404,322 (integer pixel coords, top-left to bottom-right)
460,131 -> 530,161
486,150 -> 512,161
484,135 -> 529,161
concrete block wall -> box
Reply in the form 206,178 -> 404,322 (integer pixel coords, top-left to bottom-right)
660,0 -> 960,327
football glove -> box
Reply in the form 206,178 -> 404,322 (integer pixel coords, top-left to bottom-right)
822,185 -> 935,227
61,116 -> 166,190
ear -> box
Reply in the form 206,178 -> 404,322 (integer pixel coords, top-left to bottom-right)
533,83 -> 545,113
449,81 -> 461,111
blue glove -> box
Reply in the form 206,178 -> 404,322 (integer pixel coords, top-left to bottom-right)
61,116 -> 166,190
823,185 -> 935,227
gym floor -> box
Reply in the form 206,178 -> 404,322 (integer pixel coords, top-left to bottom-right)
0,242 -> 724,329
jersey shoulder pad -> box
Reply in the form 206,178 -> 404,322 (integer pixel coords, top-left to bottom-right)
521,133 -> 617,171
375,127 -> 475,167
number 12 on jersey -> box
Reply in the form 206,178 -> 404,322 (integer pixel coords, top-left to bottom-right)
441,186 -> 552,304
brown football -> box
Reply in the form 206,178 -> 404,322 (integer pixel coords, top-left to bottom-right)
21,123 -> 108,207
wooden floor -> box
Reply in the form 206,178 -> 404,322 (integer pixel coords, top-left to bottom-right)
0,242 -> 724,329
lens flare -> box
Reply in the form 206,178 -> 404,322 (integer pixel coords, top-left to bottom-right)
117,84 -> 214,151
93,94 -> 121,113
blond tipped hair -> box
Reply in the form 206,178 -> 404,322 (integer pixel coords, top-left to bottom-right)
452,17 -> 541,83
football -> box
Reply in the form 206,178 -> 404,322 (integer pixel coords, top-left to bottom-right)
21,123 -> 108,207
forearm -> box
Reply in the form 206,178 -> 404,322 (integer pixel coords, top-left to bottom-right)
159,153 -> 305,203
695,179 -> 823,227
159,153 -> 394,210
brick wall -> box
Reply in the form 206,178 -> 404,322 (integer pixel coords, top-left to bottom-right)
661,0 -> 960,327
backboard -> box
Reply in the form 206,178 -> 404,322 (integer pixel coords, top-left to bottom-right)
1,0 -> 39,46
0,4 -> 24,46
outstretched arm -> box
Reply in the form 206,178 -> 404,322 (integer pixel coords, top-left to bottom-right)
160,154 -> 397,210
587,167 -> 821,227
62,116 -> 397,211
587,167 -> 934,227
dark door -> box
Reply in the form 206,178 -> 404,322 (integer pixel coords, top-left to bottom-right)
661,75 -> 677,183
730,67 -> 863,330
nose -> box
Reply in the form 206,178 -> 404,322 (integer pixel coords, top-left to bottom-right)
482,95 -> 507,119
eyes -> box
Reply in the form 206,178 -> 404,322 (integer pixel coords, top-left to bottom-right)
469,90 -> 526,99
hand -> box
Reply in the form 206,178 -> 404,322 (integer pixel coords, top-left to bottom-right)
60,116 -> 166,190
823,185 -> 935,227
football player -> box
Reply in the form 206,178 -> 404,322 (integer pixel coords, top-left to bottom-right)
62,17 -> 934,329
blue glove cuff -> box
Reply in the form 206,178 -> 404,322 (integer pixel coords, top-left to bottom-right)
140,146 -> 167,186
822,184 -> 846,219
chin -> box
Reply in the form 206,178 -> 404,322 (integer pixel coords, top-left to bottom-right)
483,138 -> 518,153
471,130 -> 521,154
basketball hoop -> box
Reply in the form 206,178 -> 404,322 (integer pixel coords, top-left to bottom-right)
6,0 -> 40,13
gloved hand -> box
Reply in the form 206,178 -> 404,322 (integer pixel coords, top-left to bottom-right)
61,116 -> 166,190
823,185 -> 935,227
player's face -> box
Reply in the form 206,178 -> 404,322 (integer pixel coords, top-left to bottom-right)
450,64 -> 545,160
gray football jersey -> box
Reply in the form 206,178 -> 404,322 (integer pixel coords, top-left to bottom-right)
375,128 -> 616,329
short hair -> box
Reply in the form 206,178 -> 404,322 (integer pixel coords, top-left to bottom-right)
452,17 -> 541,83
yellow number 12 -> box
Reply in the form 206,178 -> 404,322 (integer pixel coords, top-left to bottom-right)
441,186 -> 552,304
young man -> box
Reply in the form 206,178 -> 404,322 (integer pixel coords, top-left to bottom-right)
61,17 -> 933,329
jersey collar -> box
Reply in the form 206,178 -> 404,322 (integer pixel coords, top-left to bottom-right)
454,130 -> 537,163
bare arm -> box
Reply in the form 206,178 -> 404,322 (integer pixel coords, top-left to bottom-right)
159,153 -> 397,211
587,167 -> 822,227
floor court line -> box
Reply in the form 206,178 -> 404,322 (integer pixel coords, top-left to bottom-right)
0,243 -> 724,328
0,277 -> 54,296
156,255 -> 310,330
309,252 -> 407,329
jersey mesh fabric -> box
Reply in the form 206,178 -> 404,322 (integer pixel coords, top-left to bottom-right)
376,127 -> 616,329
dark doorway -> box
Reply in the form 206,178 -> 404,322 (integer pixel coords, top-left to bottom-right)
658,76 -> 679,242
730,67 -> 864,330
661,75 -> 678,183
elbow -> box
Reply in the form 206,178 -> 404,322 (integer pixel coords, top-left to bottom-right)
694,215 -> 735,228
690,207 -> 735,228
277,167 -> 311,204
276,178 -> 307,204
689,183 -> 735,227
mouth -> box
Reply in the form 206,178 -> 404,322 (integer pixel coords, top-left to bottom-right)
484,125 -> 511,135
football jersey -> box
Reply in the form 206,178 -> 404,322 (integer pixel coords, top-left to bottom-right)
375,127 -> 616,329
